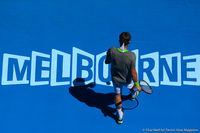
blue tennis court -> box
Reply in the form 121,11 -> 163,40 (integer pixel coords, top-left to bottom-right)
0,0 -> 199,133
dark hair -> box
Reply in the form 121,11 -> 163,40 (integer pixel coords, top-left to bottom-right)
119,32 -> 131,46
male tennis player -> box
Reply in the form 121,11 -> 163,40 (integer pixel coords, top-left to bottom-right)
105,32 -> 141,124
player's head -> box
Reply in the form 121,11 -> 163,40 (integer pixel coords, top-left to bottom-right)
119,32 -> 131,46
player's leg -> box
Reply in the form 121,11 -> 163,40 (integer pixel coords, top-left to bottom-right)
115,93 -> 122,109
113,83 -> 124,124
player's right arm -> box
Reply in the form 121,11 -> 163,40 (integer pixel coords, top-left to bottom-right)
131,69 -> 141,91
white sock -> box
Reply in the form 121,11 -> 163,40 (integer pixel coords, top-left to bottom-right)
117,108 -> 123,119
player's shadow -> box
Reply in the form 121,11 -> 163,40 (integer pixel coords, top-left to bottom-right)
69,78 -> 138,122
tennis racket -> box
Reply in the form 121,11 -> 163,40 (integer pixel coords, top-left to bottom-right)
139,80 -> 153,94
122,80 -> 152,110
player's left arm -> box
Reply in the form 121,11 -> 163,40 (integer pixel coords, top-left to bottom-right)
105,48 -> 111,64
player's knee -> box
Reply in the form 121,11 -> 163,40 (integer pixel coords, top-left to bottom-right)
115,93 -> 121,98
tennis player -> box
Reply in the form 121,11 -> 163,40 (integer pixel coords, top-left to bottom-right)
105,32 -> 141,124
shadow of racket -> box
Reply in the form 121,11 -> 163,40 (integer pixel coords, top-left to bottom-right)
121,94 -> 139,110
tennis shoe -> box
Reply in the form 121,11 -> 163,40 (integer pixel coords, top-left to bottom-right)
130,90 -> 140,101
116,109 -> 124,124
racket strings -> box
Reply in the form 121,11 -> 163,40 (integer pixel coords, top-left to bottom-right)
140,81 -> 152,93
141,85 -> 151,93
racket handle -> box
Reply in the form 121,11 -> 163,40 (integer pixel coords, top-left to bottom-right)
133,88 -> 138,91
